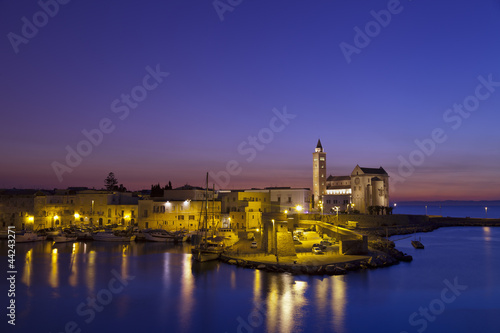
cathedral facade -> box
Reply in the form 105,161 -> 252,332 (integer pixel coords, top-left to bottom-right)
312,140 -> 390,214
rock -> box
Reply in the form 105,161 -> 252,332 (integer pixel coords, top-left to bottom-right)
334,267 -> 346,275
257,264 -> 266,270
325,265 -> 337,275
237,259 -> 246,266
228,259 -> 237,265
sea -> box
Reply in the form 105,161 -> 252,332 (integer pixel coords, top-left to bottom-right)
393,202 -> 500,219
1,227 -> 499,333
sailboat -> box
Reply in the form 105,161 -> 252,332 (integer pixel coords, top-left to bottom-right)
411,228 -> 424,249
191,173 -> 225,262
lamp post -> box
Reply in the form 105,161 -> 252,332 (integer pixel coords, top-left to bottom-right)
334,206 -> 339,241
295,205 -> 303,221
485,207 -> 488,218
425,205 -> 428,215
272,219 -> 278,263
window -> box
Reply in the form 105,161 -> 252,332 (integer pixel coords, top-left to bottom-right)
143,210 -> 148,217
288,197 -> 292,203
178,215 -> 184,220
189,215 -> 195,220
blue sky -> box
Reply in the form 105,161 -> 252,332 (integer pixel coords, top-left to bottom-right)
1,0 -> 499,200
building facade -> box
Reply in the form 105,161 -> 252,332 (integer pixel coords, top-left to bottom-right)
313,141 -> 390,214
312,139 -> 327,209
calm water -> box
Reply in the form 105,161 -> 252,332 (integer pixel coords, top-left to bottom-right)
394,204 -> 499,219
1,227 -> 499,333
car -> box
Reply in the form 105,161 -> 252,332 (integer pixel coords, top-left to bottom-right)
320,240 -> 332,246
250,241 -> 258,248
293,235 -> 299,241
312,247 -> 323,254
313,243 -> 327,250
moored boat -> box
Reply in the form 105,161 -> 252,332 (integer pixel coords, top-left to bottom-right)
53,234 -> 78,243
16,231 -> 38,243
411,240 -> 424,249
92,231 -> 136,242
143,229 -> 176,242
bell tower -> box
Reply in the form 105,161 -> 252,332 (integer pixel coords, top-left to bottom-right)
312,139 -> 326,209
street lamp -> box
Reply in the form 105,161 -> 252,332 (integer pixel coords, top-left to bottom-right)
425,205 -> 428,215
272,219 -> 278,263
485,207 -> 488,218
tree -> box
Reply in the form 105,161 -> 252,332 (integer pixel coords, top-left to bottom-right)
105,172 -> 118,191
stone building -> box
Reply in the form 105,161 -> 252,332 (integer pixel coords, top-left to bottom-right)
312,141 -> 390,214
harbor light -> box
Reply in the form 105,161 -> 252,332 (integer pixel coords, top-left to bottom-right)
485,207 -> 488,217
54,215 -> 59,220
295,205 -> 303,212
74,213 -> 80,219
124,215 -> 130,219
28,216 -> 34,222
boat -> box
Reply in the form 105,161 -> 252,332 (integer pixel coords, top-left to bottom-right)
16,230 -> 38,243
143,229 -> 176,242
45,228 -> 62,239
75,228 -> 93,240
191,173 -> 225,262
53,234 -> 78,243
92,230 -> 136,242
36,230 -> 48,241
411,240 -> 424,249
411,228 -> 424,249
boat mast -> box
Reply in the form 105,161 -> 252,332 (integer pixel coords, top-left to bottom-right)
204,172 -> 208,244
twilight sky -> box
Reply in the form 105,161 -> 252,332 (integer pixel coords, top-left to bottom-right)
1,0 -> 499,200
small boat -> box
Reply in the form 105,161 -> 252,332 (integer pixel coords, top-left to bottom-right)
16,231 -> 38,243
75,229 -> 93,240
36,230 -> 48,241
411,240 -> 424,249
45,228 -> 62,239
92,231 -> 136,242
143,229 -> 176,242
53,234 -> 78,243
191,241 -> 225,262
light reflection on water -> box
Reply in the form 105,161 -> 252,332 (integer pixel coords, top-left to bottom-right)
2,227 -> 499,333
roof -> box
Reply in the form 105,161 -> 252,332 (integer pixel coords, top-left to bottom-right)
326,185 -> 351,190
359,167 -> 388,175
326,175 -> 351,181
174,184 -> 205,191
316,139 -> 323,150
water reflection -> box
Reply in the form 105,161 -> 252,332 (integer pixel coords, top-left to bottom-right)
180,255 -> 194,332
331,276 -> 347,333
49,248 -> 58,289
21,249 -> 32,287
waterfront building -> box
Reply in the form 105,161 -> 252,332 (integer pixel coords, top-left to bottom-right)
313,141 -> 390,214
267,187 -> 310,213
138,198 -> 221,231
0,189 -> 36,230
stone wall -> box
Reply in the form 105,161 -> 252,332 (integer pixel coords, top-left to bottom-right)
321,214 -> 429,227
340,236 -> 368,255
276,232 -> 296,257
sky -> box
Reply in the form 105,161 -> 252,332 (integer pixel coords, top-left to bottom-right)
1,0 -> 499,201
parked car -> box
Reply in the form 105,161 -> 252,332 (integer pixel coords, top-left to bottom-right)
320,240 -> 332,246
313,243 -> 327,250
312,247 -> 323,254
250,241 -> 258,248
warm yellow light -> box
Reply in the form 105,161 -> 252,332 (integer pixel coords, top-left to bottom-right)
74,213 -> 80,219
228,217 -> 231,221
54,215 -> 59,220
284,210 -> 288,214
124,215 -> 130,219
295,205 -> 303,212
28,216 -> 34,222
256,228 -> 259,232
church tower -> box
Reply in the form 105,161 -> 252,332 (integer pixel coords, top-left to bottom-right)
312,139 -> 326,209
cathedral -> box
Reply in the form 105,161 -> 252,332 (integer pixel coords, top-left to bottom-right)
312,140 -> 390,214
